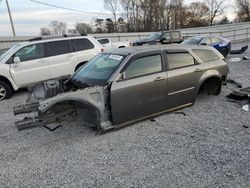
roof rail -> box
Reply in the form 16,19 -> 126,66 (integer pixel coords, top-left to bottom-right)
28,34 -> 87,42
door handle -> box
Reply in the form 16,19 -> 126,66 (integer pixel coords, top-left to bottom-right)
154,77 -> 166,81
194,68 -> 203,72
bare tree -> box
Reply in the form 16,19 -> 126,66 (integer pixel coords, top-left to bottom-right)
235,0 -> 250,22
205,0 -> 226,25
189,1 -> 210,22
50,20 -> 67,35
104,0 -> 119,30
75,23 -> 93,34
40,27 -> 51,35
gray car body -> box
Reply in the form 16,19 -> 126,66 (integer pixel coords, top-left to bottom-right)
14,45 -> 229,132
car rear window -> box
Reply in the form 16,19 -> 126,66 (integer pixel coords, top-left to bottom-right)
167,53 -> 195,70
192,49 -> 220,62
45,40 -> 73,57
71,38 -> 94,51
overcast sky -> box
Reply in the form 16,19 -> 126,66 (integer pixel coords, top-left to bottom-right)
0,0 -> 236,36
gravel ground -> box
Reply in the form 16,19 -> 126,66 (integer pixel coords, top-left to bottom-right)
0,43 -> 250,187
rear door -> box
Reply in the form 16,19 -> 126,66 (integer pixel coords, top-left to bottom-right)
45,40 -> 78,78
71,38 -> 99,63
165,50 -> 205,109
110,51 -> 168,124
10,43 -> 51,87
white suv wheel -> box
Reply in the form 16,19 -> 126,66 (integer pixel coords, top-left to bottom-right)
0,84 -> 6,100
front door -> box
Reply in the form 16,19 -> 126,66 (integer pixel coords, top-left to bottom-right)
10,43 -> 51,87
110,52 -> 168,124
165,51 -> 205,109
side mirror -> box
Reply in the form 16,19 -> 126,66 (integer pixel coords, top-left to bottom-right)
200,43 -> 207,46
14,56 -> 20,64
118,72 -> 126,81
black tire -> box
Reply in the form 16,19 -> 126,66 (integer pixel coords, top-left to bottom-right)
222,48 -> 229,58
0,80 -> 13,101
205,80 -> 222,95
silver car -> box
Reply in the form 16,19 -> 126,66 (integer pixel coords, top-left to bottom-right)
14,45 -> 229,132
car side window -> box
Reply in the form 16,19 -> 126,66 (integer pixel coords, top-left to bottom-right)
97,39 -> 109,45
124,54 -> 162,79
167,53 -> 195,70
211,37 -> 220,44
45,40 -> 73,57
201,37 -> 211,45
192,49 -> 220,62
15,43 -> 44,62
162,32 -> 170,39
71,39 -> 94,51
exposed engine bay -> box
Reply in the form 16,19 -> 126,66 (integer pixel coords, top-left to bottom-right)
14,79 -> 114,132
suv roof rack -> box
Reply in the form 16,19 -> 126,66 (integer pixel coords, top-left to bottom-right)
28,34 -> 87,42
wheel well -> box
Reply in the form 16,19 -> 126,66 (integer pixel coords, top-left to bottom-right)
75,61 -> 88,72
43,100 -> 100,129
199,76 -> 221,94
0,76 -> 13,90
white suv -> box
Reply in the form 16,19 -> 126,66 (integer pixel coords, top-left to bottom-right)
0,35 -> 102,100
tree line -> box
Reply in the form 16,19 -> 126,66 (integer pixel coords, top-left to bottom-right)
40,0 -> 250,35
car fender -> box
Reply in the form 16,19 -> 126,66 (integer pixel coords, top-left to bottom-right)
197,69 -> 221,92
38,86 -> 112,130
0,65 -> 18,90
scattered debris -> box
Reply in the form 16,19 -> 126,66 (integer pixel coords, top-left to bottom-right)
227,79 -> 242,88
228,58 -> 241,63
230,45 -> 248,54
242,104 -> 249,112
150,119 -> 156,122
227,87 -> 250,100
243,56 -> 249,60
173,111 -> 187,116
243,125 -> 249,129
44,124 -> 62,131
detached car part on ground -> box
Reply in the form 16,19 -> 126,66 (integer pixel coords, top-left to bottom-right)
14,45 -> 229,132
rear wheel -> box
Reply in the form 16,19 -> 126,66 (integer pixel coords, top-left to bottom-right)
0,80 -> 13,101
199,78 -> 222,96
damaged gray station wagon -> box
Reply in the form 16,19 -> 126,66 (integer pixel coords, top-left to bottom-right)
14,45 -> 229,132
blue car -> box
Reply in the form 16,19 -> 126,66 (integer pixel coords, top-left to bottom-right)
181,36 -> 231,57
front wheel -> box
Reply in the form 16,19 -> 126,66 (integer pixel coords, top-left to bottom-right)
0,80 -> 13,101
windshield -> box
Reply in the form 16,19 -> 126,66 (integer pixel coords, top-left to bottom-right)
145,32 -> 162,40
0,43 -> 22,62
181,37 -> 203,45
72,53 -> 126,86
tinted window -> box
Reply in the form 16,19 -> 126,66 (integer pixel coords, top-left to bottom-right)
15,44 -> 44,62
71,38 -> 94,51
45,40 -> 72,57
167,53 -> 195,70
192,49 -> 220,62
124,54 -> 162,79
97,39 -> 109,45
181,37 -> 202,45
